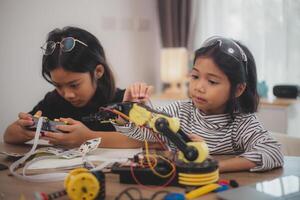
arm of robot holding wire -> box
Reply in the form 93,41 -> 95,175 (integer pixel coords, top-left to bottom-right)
113,82 -> 175,147
113,107 -> 196,152
113,83 -> 206,152
112,104 -> 175,147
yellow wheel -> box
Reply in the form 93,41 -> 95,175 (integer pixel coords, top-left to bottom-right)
64,168 -> 89,189
65,168 -> 100,200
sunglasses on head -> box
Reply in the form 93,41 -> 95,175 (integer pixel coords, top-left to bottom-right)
41,37 -> 88,55
200,36 -> 248,75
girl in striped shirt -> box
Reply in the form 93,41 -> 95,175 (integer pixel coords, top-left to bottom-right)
117,36 -> 284,172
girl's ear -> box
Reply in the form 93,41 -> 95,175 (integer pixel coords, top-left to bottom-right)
235,83 -> 246,98
94,65 -> 105,79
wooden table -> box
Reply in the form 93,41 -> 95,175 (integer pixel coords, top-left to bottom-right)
1,143 -> 300,200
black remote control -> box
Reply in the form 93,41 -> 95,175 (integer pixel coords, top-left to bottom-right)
26,117 -> 66,133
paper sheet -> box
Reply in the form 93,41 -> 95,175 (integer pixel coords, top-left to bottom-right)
27,148 -> 142,169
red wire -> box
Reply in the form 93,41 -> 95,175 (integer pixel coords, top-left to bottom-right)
102,107 -> 170,151
102,105 -> 178,188
150,132 -> 169,151
103,106 -> 171,157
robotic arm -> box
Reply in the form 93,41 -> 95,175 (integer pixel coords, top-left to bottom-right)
153,116 -> 199,161
83,102 -> 209,163
83,102 -> 219,187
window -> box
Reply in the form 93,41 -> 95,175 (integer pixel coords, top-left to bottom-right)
194,0 -> 300,95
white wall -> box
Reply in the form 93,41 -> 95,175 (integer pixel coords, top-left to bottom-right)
0,0 -> 161,139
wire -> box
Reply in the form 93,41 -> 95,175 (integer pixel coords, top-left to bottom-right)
144,141 -> 175,178
150,131 -> 169,151
112,109 -> 130,121
139,154 -> 157,168
104,103 -> 171,152
115,187 -> 171,200
115,187 -> 143,200
127,140 -> 177,190
129,161 -> 177,190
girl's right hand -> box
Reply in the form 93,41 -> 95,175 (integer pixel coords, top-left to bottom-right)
3,111 -> 43,144
41,118 -> 93,148
123,82 -> 153,102
17,112 -> 34,128
16,111 -> 42,138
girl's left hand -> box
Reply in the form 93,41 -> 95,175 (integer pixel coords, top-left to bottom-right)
41,118 -> 93,148
123,82 -> 153,103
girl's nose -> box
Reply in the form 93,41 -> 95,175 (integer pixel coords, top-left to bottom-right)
195,80 -> 206,93
63,88 -> 76,99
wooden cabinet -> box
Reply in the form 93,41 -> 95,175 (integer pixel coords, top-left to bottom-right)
257,98 -> 300,136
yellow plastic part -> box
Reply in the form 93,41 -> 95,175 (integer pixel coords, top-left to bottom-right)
178,142 -> 209,163
53,118 -> 68,124
64,168 -> 100,200
128,104 -> 152,126
185,183 -> 220,199
178,169 -> 219,178
179,177 -> 219,186
149,114 -> 180,133
64,168 -> 89,189
178,170 -> 219,186
179,173 -> 218,182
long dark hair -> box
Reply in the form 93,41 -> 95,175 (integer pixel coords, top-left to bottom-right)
194,37 -> 259,118
42,26 -> 116,102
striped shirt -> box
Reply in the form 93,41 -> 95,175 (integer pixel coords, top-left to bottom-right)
114,99 -> 284,172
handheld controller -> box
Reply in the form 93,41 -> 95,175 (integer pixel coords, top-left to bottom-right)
26,117 -> 67,133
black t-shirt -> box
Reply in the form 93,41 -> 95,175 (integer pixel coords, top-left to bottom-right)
29,88 -> 125,131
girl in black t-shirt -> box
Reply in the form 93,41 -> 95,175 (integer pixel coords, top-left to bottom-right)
3,26 -> 144,148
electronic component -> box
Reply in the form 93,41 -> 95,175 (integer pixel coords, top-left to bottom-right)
84,102 -> 219,187
111,157 -> 177,186
26,117 -> 67,133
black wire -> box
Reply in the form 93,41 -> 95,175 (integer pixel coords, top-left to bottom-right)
115,187 -> 171,200
115,187 -> 143,200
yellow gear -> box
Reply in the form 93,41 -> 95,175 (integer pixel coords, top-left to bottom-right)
64,168 -> 100,200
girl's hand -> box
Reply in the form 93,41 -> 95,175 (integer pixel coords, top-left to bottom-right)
17,112 -> 34,127
189,133 -> 204,142
123,82 -> 153,103
16,111 -> 42,139
41,117 -> 93,148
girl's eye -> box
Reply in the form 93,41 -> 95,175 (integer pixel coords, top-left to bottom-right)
70,84 -> 79,89
190,74 -> 199,79
208,80 -> 219,85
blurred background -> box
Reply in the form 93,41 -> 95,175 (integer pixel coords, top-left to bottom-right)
0,0 -> 299,139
